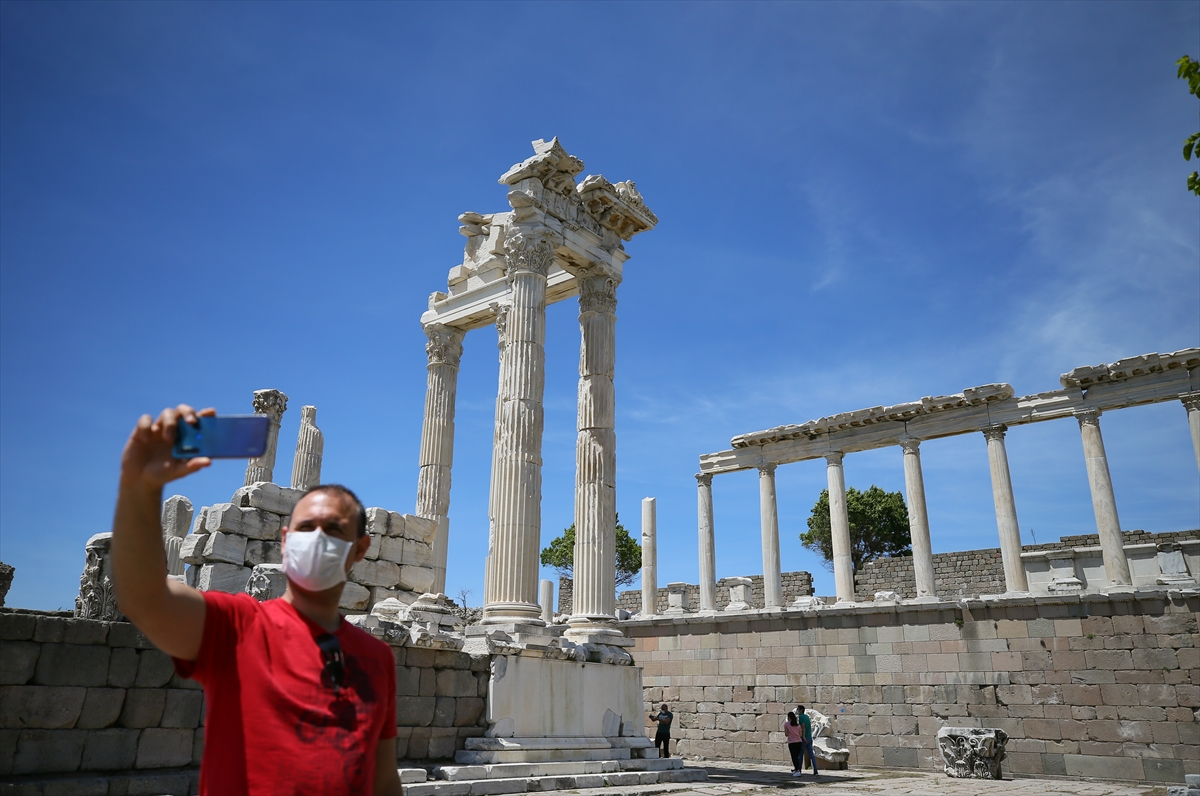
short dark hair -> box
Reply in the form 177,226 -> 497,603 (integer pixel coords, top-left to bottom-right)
797,705 -> 806,713
290,484 -> 367,538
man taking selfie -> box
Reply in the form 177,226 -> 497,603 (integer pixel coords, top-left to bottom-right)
111,404 -> 402,796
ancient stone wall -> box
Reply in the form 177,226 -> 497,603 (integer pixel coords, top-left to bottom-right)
557,571 -> 815,616
853,530 -> 1199,600
625,591 -> 1199,785
0,610 -> 490,793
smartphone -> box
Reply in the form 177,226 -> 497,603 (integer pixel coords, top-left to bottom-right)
173,415 -> 270,459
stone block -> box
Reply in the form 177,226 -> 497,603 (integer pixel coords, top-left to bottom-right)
81,727 -> 139,770
365,532 -> 381,560
397,665 -> 421,697
202,532 -> 248,566
455,697 -> 484,727
108,646 -> 139,688
0,641 -> 39,685
106,622 -> 154,649
11,728 -> 86,774
32,643 -> 110,686
433,696 -> 456,727
882,745 -> 918,767
1144,614 -> 1197,635
400,565 -> 435,594
1132,648 -> 1179,670
243,540 -> 282,567
135,650 -> 175,688
236,482 -> 305,516
365,507 -> 389,537
0,612 -> 37,641
437,669 -> 478,699
397,696 -> 436,727
33,616 -> 109,646
387,511 -> 406,538
1064,753 -> 1143,780
179,533 -> 208,566
338,581 -> 371,611
192,726 -> 204,765
350,559 -> 400,588
197,563 -> 252,594
205,503 -> 281,541
77,688 -> 125,729
0,685 -> 86,729
1144,758 -> 1186,783
119,689 -> 165,728
402,514 -> 437,545
135,727 -> 193,768
161,689 -> 203,728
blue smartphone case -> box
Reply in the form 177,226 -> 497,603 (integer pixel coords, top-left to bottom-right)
173,415 -> 270,459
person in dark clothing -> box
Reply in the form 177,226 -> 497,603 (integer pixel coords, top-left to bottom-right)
784,711 -> 805,776
795,705 -> 819,776
649,703 -> 674,758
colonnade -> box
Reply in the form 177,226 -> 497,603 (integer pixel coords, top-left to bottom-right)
696,392 -> 1200,604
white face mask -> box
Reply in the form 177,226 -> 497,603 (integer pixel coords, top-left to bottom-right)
282,528 -> 353,592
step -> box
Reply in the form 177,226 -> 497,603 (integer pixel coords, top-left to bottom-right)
433,756 -> 683,781
402,766 -> 706,795
455,747 -> 631,764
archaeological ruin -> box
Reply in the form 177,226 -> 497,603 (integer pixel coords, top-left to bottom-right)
1,140 -> 1197,794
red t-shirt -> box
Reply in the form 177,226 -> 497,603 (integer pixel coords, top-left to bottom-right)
174,591 -> 397,795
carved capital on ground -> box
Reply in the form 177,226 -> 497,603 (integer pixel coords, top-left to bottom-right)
695,473 -> 713,488
578,272 -> 618,315
824,451 -> 844,466
425,323 -> 465,369
982,425 -> 1007,442
1181,392 -> 1200,413
1074,409 -> 1102,428
503,232 -> 555,279
252,389 -> 288,423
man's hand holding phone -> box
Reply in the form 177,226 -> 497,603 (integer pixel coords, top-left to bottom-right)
120,405 -> 216,491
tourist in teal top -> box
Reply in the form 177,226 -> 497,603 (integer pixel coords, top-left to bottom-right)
796,705 -> 819,776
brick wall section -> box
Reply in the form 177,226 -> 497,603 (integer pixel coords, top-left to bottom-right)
625,592 -> 1199,784
558,571 -> 815,615
853,530 -> 1200,600
0,609 -> 491,792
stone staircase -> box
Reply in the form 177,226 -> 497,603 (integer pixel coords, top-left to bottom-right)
398,758 -> 707,795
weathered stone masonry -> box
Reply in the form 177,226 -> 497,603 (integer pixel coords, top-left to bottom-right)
557,571 -> 815,616
624,591 -> 1199,784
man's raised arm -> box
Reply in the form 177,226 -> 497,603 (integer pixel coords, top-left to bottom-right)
112,405 -> 212,661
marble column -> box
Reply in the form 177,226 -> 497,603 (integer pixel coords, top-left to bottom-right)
568,272 -> 621,638
641,497 -> 657,616
539,579 -> 555,624
900,439 -> 936,599
482,232 -> 553,625
982,425 -> 1028,593
1183,393 -> 1200,473
1075,410 -> 1131,587
244,389 -> 288,485
696,473 -> 717,611
483,304 -> 509,606
758,464 -> 783,608
291,405 -> 324,492
415,324 -> 466,595
825,452 -> 855,602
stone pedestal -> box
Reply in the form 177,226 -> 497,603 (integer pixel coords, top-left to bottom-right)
900,440 -> 936,598
568,271 -> 621,641
757,464 -> 783,608
483,232 -> 553,626
663,582 -> 690,615
824,452 -> 855,602
724,577 -> 752,611
1045,552 -> 1083,593
640,497 -> 657,616
416,324 -> 466,595
982,426 -> 1028,593
1075,410 -> 1131,587
244,389 -> 288,486
695,474 -> 717,611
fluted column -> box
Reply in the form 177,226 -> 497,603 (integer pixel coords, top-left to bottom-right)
758,464 -> 783,608
1075,410 -> 1131,587
482,232 -> 553,625
901,439 -> 936,598
245,389 -> 288,485
825,452 -> 855,602
415,324 -> 466,595
291,405 -> 324,492
696,473 -> 717,611
982,425 -> 1028,592
1183,393 -> 1200,473
568,271 -> 621,639
641,497 -> 657,616
484,304 -> 509,604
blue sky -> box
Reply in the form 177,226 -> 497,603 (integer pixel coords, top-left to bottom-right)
2,1 -> 1197,611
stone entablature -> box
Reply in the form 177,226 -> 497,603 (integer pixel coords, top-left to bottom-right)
624,589 -> 1200,785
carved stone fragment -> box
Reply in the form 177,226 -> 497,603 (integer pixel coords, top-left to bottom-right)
936,726 -> 1008,779
290,405 -> 323,492
75,533 -> 122,621
245,564 -> 286,602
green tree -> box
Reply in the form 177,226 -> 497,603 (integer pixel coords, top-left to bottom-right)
540,514 -> 643,588
1178,55 -> 1200,196
799,486 -> 911,572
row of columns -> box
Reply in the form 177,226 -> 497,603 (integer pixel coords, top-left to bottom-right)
696,395 -> 1200,605
414,228 -> 623,636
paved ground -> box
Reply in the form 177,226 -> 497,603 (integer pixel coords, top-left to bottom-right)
557,760 -> 1170,796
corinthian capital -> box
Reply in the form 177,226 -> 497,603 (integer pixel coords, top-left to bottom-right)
503,232 -> 555,279
982,424 -> 1007,442
1074,409 -> 1102,428
252,389 -> 288,423
757,463 -> 777,477
425,323 -> 466,369
695,473 -> 713,487
578,272 -> 618,315
900,438 -> 921,456
1181,392 -> 1200,413
824,451 -> 844,466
